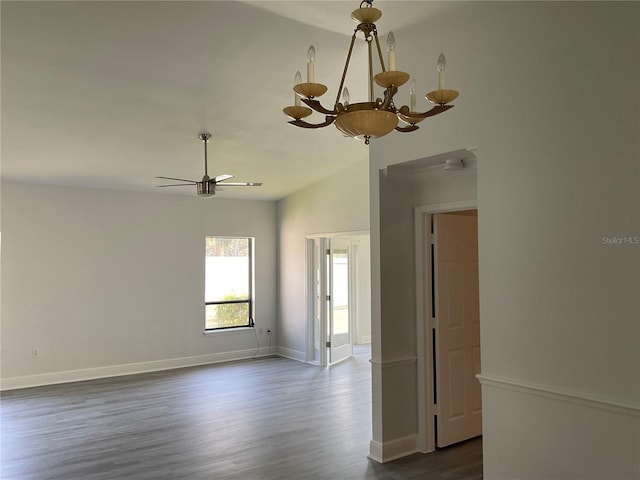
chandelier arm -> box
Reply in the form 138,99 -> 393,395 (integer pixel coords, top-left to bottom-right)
395,124 -> 420,133
301,97 -> 336,115
380,86 -> 398,111
403,104 -> 454,119
335,30 -> 359,109
288,116 -> 336,129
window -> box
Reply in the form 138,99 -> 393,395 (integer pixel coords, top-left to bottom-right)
205,236 -> 254,330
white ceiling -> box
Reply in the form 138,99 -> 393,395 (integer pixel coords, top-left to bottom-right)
1,1 -> 458,201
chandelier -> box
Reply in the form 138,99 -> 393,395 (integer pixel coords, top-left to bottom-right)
282,0 -> 459,145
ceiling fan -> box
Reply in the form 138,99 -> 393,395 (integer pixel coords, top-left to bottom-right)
156,133 -> 262,197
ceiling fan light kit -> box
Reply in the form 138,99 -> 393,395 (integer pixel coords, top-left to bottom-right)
156,133 -> 262,197
282,0 -> 459,145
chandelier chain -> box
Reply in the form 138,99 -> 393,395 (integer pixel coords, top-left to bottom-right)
372,29 -> 386,103
335,30 -> 359,110
372,30 -> 386,74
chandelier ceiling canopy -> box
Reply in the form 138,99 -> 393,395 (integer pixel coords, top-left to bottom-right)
283,0 -> 459,145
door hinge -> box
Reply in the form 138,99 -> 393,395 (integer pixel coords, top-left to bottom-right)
430,317 -> 437,329
326,294 -> 331,301
433,404 -> 439,415
326,341 -> 331,348
326,248 -> 331,255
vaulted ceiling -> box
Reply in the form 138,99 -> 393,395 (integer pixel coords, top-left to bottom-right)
1,1 -> 459,200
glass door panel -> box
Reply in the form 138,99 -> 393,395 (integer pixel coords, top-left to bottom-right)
329,239 -> 352,363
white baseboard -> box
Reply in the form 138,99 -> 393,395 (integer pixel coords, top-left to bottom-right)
275,346 -> 306,362
1,347 -> 274,391
368,434 -> 418,463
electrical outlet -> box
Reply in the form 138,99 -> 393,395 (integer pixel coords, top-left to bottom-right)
32,349 -> 39,358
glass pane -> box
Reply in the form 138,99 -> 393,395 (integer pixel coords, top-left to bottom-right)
314,240 -> 322,357
206,302 -> 249,329
332,249 -> 349,336
205,237 -> 249,303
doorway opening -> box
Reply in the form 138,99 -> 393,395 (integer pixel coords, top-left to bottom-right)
306,232 -> 371,366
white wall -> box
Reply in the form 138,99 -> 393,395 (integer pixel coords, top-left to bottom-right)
1,182 -> 277,389
277,159 -> 369,360
353,234 -> 371,345
370,2 -> 639,477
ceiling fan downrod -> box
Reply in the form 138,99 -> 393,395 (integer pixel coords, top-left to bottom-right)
199,133 -> 212,179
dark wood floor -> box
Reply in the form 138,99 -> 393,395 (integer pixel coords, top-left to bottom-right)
1,347 -> 482,479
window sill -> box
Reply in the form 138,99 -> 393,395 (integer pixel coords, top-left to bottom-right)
203,327 -> 255,337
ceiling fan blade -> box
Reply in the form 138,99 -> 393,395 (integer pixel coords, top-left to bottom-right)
214,174 -> 234,183
157,183 -> 197,187
156,176 -> 197,183
218,182 -> 263,187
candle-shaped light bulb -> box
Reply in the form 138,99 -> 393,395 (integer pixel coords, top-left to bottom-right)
410,79 -> 416,112
294,71 -> 302,106
386,31 -> 396,71
437,53 -> 446,90
307,45 -> 316,83
342,86 -> 350,107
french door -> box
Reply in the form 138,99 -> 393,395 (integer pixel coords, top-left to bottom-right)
309,237 -> 353,365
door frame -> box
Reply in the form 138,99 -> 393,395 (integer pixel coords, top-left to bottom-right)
305,230 -> 369,365
414,200 -> 478,453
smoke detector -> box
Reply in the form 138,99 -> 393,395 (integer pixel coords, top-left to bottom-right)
444,159 -> 465,171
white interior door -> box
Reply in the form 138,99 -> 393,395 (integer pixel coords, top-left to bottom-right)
433,212 -> 482,447
328,239 -> 352,364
